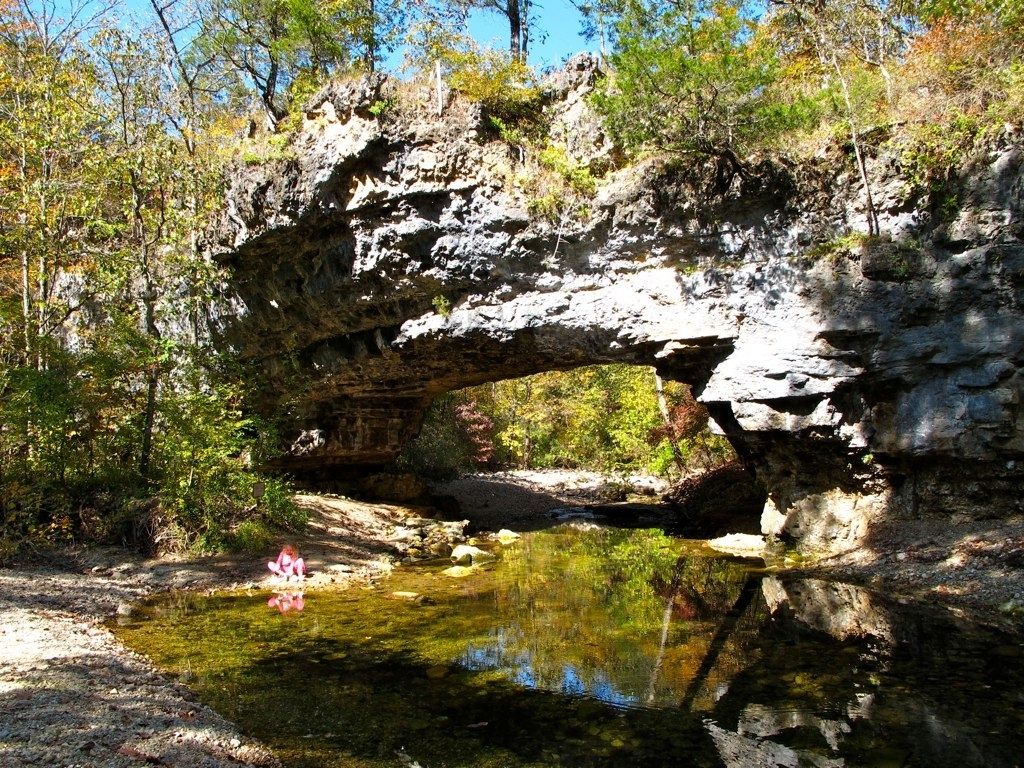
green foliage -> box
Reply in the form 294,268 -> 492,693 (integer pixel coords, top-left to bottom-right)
898,119 -> 979,213
0,4 -> 303,560
537,145 -> 598,196
804,231 -> 872,263
240,131 -> 297,165
368,96 -> 398,117
448,50 -> 539,120
514,142 -> 600,225
432,294 -> 452,317
397,393 -> 476,479
915,0 -> 1024,28
526,192 -> 565,223
0,345 -> 304,557
154,371 -> 304,553
406,26 -> 541,122
404,365 -> 731,478
580,0 -> 1023,190
275,66 -> 328,133
593,0 -> 817,163
196,0 -> 389,121
895,6 -> 1023,207
229,519 -> 276,553
488,115 -> 526,146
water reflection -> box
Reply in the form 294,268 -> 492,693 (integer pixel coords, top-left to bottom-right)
267,591 -> 305,614
113,524 -> 1024,768
453,525 -> 760,711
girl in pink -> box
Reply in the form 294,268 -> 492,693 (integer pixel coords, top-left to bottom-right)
268,545 -> 306,582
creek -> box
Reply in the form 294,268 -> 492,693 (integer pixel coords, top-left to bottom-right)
112,524 -> 1024,768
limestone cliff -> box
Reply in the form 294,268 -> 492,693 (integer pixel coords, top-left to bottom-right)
211,56 -> 1024,555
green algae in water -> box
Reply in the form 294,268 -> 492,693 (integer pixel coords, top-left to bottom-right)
113,524 -> 1024,768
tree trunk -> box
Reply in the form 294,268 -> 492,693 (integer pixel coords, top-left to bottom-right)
365,0 -> 376,72
521,0 -> 529,60
647,557 -> 684,703
132,180 -> 162,484
655,374 -> 687,475
18,141 -> 33,366
508,0 -> 522,61
831,54 -> 878,236
20,245 -> 31,365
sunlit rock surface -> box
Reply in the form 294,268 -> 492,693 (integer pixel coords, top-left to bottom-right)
212,56 -> 1024,554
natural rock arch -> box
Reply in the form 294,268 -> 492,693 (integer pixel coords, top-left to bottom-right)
212,59 -> 1024,555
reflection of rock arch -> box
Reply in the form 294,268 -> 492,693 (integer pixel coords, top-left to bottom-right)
213,70 -> 1024,554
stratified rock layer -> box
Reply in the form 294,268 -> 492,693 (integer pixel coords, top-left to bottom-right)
212,57 -> 1024,554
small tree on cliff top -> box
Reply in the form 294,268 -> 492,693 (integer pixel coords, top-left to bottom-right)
593,0 -> 816,177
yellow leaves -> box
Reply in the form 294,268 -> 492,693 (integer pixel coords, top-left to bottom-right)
897,14 -> 1020,125
446,49 -> 539,115
0,0 -> 30,38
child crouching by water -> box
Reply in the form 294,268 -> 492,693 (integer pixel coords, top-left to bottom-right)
268,545 -> 306,582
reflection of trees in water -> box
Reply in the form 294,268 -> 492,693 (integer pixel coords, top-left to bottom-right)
474,524 -> 762,707
117,527 -> 1024,768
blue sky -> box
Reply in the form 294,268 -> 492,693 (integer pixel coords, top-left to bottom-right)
467,0 -> 594,69
113,0 -> 594,72
101,0 -> 593,75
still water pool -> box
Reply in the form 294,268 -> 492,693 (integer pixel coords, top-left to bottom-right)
113,524 -> 1024,768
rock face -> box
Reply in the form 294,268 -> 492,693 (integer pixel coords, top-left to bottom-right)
212,56 -> 1024,555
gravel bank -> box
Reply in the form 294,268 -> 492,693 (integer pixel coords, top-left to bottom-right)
809,515 -> 1024,631
0,494 -> 412,768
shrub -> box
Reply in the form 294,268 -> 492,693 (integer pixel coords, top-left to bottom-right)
404,26 -> 541,123
229,519 -> 275,554
537,145 -> 597,197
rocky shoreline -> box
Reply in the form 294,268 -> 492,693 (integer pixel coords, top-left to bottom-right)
0,554 -> 284,768
0,494 -> 411,768
808,514 -> 1024,632
2,480 -> 1022,767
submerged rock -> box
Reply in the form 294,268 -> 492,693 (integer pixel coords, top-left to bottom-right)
707,533 -> 769,559
494,529 -> 521,544
450,545 -> 495,566
551,507 -> 599,521
440,565 -> 475,578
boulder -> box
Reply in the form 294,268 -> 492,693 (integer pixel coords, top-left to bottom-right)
449,544 -> 496,566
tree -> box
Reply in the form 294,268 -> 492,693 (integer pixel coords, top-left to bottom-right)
593,0 -> 815,179
478,0 -> 532,60
93,26 -> 181,482
767,0 -> 913,234
195,0 -> 376,125
149,0 -> 240,346
0,0 -> 302,557
0,0 -> 108,371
